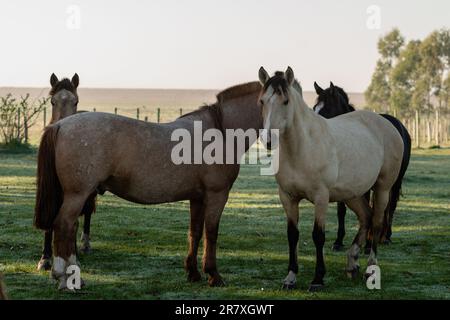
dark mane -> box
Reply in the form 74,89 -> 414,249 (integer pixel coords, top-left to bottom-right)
316,85 -> 355,112
263,71 -> 288,95
335,86 -> 354,110
49,78 -> 76,96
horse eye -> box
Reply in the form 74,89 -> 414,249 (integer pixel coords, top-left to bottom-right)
259,99 -> 264,105
283,99 -> 289,105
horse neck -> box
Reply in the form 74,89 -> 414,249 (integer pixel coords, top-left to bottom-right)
283,90 -> 327,153
220,93 -> 262,148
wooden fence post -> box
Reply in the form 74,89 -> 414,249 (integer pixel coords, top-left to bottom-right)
24,114 -> 28,144
415,110 -> 420,148
137,108 -> 140,120
145,116 -> 148,122
114,107 -> 118,115
43,107 -> 47,127
17,109 -> 21,141
93,108 -> 96,112
157,108 -> 160,123
435,109 -> 439,146
180,108 -> 182,117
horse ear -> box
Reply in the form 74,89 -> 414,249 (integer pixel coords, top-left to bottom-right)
314,81 -> 324,95
259,67 -> 269,85
72,73 -> 79,89
285,66 -> 294,86
329,81 -> 335,94
50,73 -> 58,87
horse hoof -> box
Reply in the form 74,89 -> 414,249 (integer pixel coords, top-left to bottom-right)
37,258 -> 52,271
281,282 -> 296,290
332,243 -> 345,251
308,283 -> 325,292
80,246 -> 91,254
208,276 -> 226,287
346,266 -> 360,280
187,271 -> 202,283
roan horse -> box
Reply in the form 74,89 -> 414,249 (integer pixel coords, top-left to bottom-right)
313,82 -> 411,252
34,82 -> 262,289
37,73 -> 97,271
258,67 -> 403,291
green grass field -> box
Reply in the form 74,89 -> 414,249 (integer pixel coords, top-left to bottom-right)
0,148 -> 449,300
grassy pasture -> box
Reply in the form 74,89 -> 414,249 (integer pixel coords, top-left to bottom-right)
0,148 -> 449,300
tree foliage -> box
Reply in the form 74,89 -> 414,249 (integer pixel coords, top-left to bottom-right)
365,28 -> 450,116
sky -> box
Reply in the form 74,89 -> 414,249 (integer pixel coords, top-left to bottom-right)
0,0 -> 448,92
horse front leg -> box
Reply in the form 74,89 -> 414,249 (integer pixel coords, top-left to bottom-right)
185,198 -> 205,282
202,190 -> 229,287
279,189 -> 300,290
37,230 -> 53,271
332,202 -> 346,251
309,191 -> 328,292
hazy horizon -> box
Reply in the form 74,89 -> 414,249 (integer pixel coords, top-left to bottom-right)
1,0 -> 449,92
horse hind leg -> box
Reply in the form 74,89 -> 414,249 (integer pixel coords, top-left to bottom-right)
37,230 -> 53,271
185,198 -> 205,282
80,193 -> 97,254
366,187 -> 390,276
52,193 -> 88,290
332,202 -> 346,251
344,196 -> 372,279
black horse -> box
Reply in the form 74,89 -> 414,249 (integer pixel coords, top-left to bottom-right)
313,82 -> 411,252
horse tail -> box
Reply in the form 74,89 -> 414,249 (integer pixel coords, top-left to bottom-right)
34,125 -> 63,231
381,114 -> 412,212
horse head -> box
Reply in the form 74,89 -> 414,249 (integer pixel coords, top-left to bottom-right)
313,82 -> 354,119
49,73 -> 79,124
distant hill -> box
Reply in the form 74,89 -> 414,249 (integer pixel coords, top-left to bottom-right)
0,87 -> 366,111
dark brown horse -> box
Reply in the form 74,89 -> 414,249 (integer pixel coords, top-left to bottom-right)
37,73 -> 96,271
34,82 -> 262,289
313,82 -> 411,252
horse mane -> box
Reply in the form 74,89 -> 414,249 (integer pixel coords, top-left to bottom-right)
49,78 -> 77,96
179,81 -> 262,132
334,86 -> 355,111
263,72 -> 303,97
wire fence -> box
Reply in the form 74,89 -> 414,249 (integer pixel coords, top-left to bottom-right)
25,106 -> 450,148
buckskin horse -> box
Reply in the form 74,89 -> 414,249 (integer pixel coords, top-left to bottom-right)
34,82 -> 262,289
258,67 -> 403,291
37,73 -> 96,271
313,82 -> 411,252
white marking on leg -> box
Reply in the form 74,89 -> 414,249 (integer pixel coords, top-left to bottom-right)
52,256 -> 67,278
67,254 -> 78,266
367,249 -> 378,266
284,270 -> 297,286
